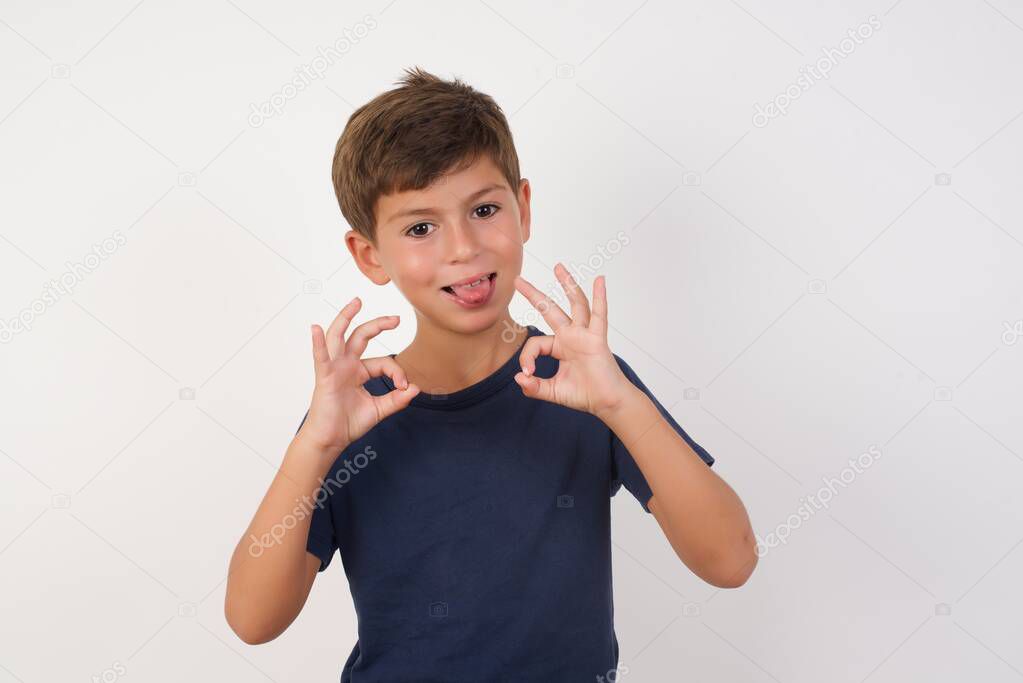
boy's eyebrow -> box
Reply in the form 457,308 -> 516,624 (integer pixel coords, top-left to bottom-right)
387,183 -> 509,224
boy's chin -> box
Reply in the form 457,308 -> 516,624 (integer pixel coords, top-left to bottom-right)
436,312 -> 504,334
420,296 -> 509,333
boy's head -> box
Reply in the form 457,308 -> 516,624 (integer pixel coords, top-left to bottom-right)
332,66 -> 531,333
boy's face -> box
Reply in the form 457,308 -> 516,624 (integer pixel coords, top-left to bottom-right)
347,154 -> 531,333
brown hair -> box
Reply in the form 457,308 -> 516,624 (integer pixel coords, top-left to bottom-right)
331,66 -> 521,245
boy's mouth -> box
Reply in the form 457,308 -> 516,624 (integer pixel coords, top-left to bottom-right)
440,272 -> 497,308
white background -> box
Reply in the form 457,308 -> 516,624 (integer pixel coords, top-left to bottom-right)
2,0 -> 1022,681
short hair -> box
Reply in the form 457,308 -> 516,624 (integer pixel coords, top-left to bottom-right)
331,66 -> 521,245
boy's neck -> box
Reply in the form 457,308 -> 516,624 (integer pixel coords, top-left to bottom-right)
394,310 -> 530,395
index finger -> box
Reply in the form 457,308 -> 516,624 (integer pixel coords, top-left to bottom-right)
514,274 -> 571,330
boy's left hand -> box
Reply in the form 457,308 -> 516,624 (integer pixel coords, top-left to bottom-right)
513,263 -> 636,419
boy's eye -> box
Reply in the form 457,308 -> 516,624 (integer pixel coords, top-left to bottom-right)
405,223 -> 436,238
474,203 -> 500,219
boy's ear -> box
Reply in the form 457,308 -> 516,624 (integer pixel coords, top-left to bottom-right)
518,177 -> 531,244
344,229 -> 390,286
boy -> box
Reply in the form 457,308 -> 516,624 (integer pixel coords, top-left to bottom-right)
225,66 -> 756,681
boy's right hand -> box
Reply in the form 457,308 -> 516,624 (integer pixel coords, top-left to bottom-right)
296,297 -> 419,460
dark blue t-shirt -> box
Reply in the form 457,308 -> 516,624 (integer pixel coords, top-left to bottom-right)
299,324 -> 714,682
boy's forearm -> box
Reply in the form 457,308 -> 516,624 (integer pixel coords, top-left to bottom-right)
224,434 -> 342,643
598,388 -> 757,588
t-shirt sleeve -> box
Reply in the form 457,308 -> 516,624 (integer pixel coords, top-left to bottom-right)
609,355 -> 714,513
295,410 -> 338,572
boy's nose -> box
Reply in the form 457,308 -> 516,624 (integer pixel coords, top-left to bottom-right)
446,220 -> 480,263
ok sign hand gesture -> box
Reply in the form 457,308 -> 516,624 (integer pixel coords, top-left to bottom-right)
297,298 -> 420,458
513,264 -> 633,421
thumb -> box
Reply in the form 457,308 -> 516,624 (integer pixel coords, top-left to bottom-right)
374,382 -> 420,420
514,372 -> 557,404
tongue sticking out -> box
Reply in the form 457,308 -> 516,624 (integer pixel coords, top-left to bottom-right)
448,276 -> 493,304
